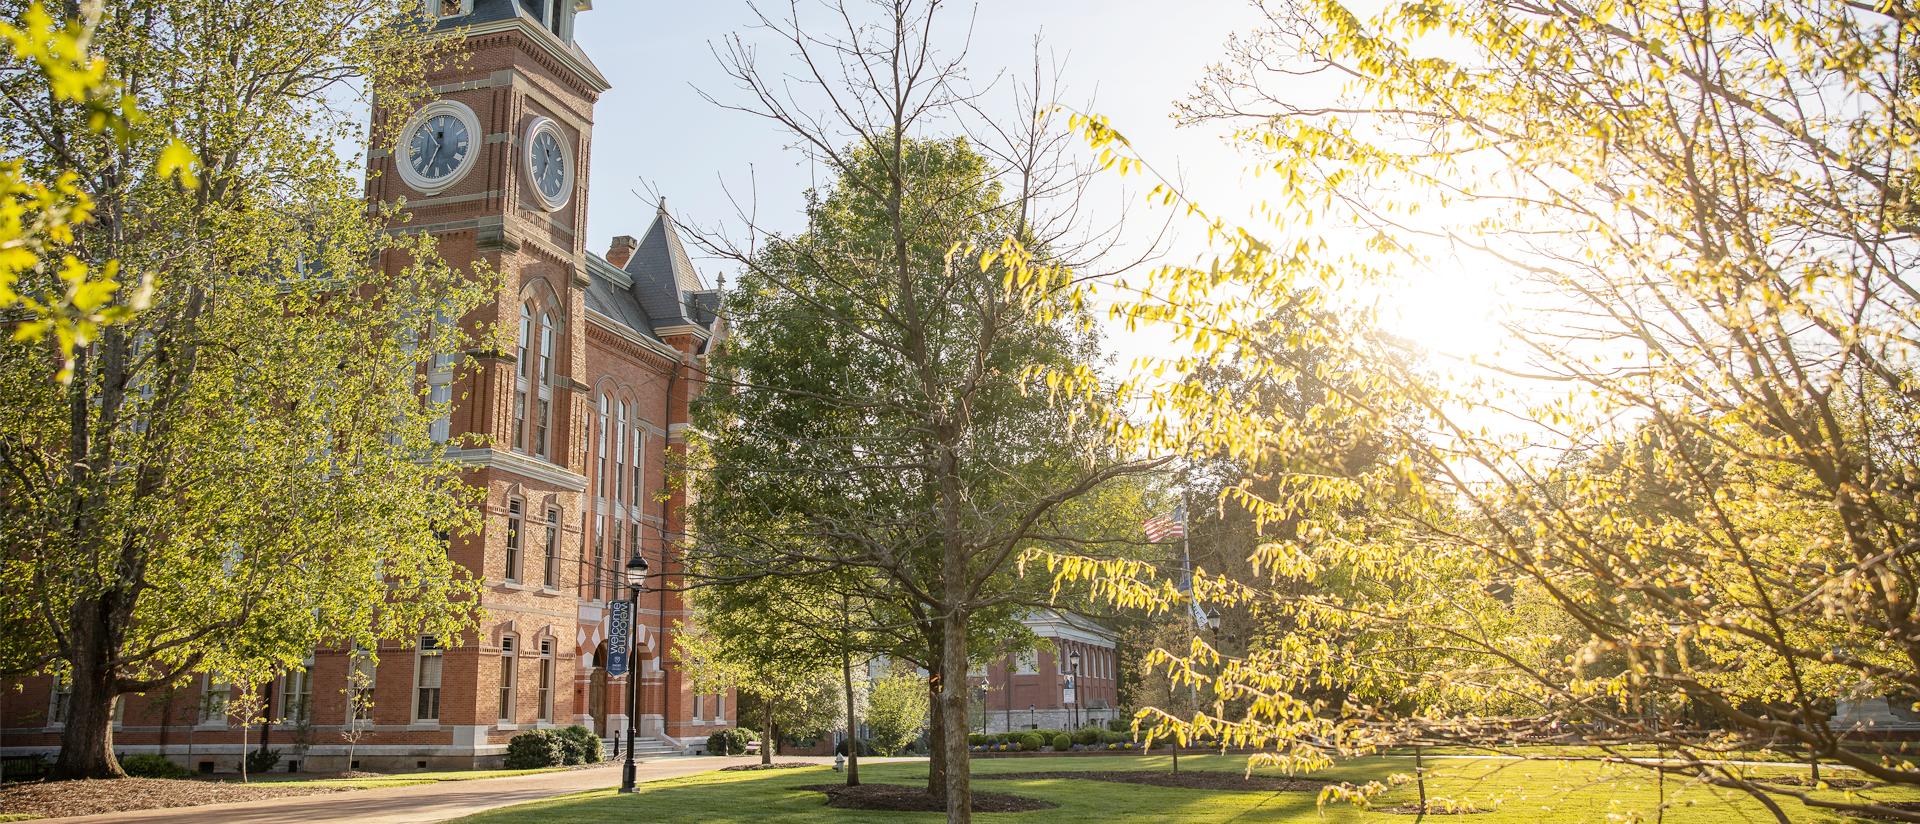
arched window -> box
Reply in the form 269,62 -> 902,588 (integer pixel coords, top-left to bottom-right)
514,305 -> 532,452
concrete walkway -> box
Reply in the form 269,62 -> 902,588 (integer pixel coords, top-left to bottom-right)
39,755 -> 858,824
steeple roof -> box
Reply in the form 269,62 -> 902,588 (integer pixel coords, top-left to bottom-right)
622,203 -> 709,328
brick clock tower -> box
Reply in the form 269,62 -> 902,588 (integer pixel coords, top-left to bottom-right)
0,0 -> 733,774
346,0 -> 732,769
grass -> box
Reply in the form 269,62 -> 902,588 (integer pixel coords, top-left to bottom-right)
444,753 -> 1920,823
223,766 -> 579,790
0,814 -> 42,822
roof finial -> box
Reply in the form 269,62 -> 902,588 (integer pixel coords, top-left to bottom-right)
657,196 -> 667,215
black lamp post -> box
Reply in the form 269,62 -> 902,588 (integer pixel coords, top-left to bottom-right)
1068,649 -> 1082,730
618,551 -> 650,794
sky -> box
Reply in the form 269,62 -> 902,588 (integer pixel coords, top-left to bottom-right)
565,0 -> 1513,372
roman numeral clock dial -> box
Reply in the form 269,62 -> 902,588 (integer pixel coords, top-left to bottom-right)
395,100 -> 481,196
523,117 -> 573,211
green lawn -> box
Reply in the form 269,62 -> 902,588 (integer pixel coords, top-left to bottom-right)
447,754 -> 1920,823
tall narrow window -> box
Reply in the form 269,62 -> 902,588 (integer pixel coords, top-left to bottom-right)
428,380 -> 452,443
349,647 -> 377,722
630,428 -> 645,508
416,637 -> 443,722
596,395 -> 610,493
615,401 -> 627,503
693,694 -> 704,723
514,391 -> 528,451
534,399 -> 550,458
203,678 -> 230,724
716,691 -> 725,723
518,306 -> 533,380
515,305 -> 532,451
543,509 -> 559,589
547,0 -> 565,36
537,640 -> 554,722
498,637 -> 518,723
538,314 -> 554,384
505,500 -> 524,583
592,514 -> 607,602
49,674 -> 71,725
279,666 -> 313,725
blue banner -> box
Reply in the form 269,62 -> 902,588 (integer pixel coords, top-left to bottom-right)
607,599 -> 632,676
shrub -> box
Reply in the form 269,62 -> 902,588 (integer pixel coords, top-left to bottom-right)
558,725 -> 601,764
505,730 -> 564,769
1051,733 -> 1071,751
245,748 -> 281,774
834,738 -> 878,757
120,754 -> 190,779
1018,733 -> 1043,752
1072,726 -> 1102,746
1107,718 -> 1132,733
707,728 -> 752,755
967,734 -> 990,747
1098,731 -> 1130,745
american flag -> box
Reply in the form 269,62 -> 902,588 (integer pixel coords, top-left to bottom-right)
1143,505 -> 1185,543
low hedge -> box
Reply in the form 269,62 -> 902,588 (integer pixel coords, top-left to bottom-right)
1107,718 -> 1132,733
505,730 -> 565,769
708,728 -> 752,755
120,754 -> 190,779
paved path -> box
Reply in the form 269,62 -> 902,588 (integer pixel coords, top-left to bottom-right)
39,755 -> 860,824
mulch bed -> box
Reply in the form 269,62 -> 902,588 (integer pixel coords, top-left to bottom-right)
1,777 -> 349,819
721,762 -> 816,772
1840,800 -> 1920,822
978,770 -> 1330,793
797,782 -> 1056,812
1758,775 -> 1878,789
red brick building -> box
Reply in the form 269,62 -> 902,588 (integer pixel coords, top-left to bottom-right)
974,611 -> 1121,734
1,0 -> 735,773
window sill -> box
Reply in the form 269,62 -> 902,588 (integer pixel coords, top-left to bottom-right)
409,722 -> 445,730
497,723 -> 522,730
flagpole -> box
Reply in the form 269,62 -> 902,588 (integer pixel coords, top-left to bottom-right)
1179,489 -> 1191,775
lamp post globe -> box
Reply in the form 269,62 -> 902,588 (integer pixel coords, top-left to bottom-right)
618,552 -> 650,794
1204,608 -> 1222,633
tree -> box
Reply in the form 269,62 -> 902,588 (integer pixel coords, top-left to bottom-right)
340,662 -> 376,774
1047,0 -> 1920,821
691,130 -> 1162,819
0,2 -> 199,383
0,0 -> 487,779
867,659 -> 929,756
690,8 -> 1167,818
678,579 -> 847,767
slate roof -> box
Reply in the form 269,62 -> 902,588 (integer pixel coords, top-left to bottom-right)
584,206 -> 722,348
623,208 -> 710,328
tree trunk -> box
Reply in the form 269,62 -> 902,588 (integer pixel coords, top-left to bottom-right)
941,607 -> 972,824
761,699 -> 773,766
924,618 -> 948,800
843,647 -> 860,786
925,674 -> 947,799
54,612 -> 126,780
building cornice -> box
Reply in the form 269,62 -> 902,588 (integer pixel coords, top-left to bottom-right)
444,447 -> 587,491
451,19 -> 610,93
586,309 -> 686,364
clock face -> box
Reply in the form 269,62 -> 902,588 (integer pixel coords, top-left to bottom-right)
529,129 -> 567,203
407,114 -> 471,181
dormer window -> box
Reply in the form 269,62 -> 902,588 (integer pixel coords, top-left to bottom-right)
543,0 -> 571,42
436,0 -> 469,18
